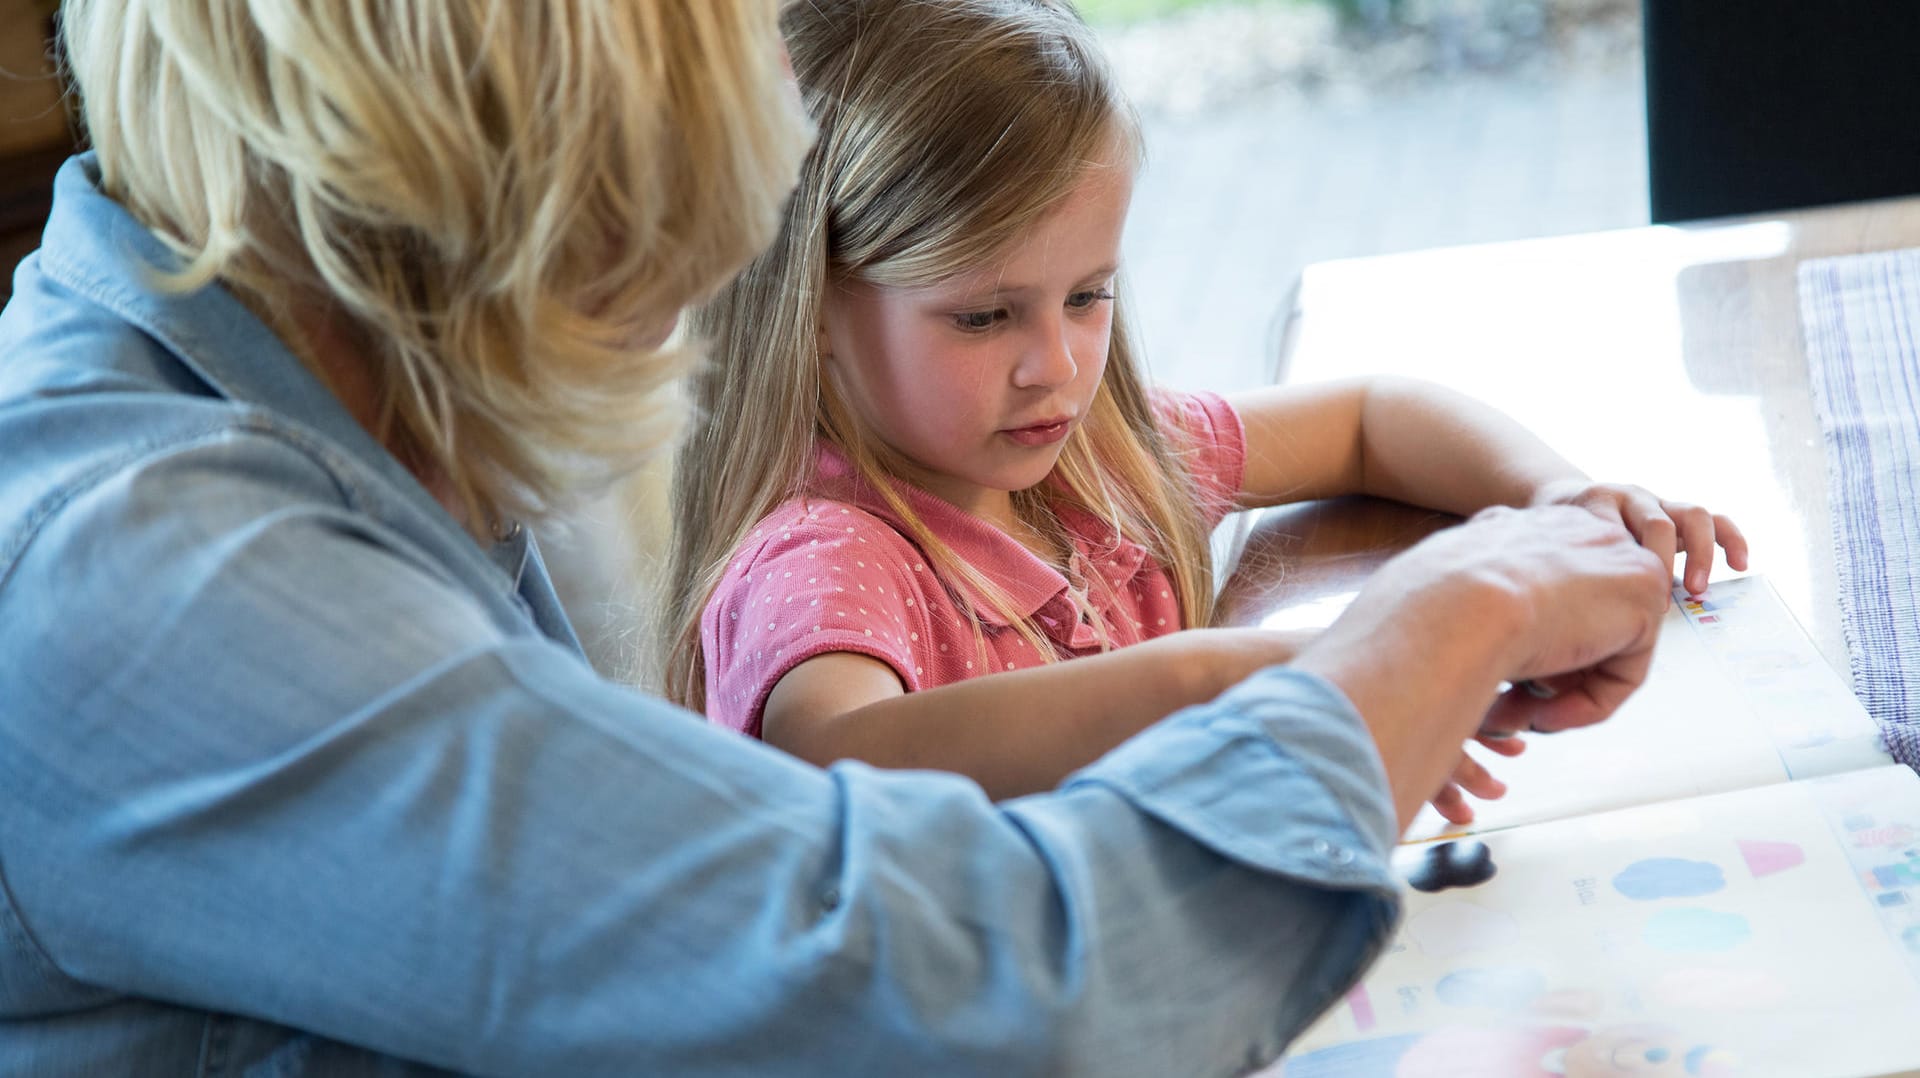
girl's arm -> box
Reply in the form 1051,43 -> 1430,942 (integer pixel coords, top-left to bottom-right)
766,634 -> 1510,815
761,628 -> 1345,801
1227,376 -> 1748,593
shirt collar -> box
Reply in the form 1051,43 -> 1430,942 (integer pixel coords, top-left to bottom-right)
39,156 -> 420,492
34,154 -> 545,609
809,442 -> 1149,637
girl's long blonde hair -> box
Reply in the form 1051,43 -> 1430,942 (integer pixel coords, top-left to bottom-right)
663,0 -> 1218,710
61,0 -> 811,532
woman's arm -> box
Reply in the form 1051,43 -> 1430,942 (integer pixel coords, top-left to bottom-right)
762,627 -> 1314,800
3,424 -> 1409,1076
1228,376 -> 1748,592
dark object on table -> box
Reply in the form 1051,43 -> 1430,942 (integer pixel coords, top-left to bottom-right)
1404,839 -> 1497,893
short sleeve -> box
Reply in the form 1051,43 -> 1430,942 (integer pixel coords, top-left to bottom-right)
702,502 -> 934,737
1151,389 -> 1247,530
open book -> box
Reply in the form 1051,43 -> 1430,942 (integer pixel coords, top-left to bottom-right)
1269,575 -> 1920,1077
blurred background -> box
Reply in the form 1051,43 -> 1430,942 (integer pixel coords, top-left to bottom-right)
0,0 -> 69,298
1087,0 -> 1646,392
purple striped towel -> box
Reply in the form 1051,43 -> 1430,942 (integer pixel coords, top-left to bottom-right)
1799,249 -> 1920,767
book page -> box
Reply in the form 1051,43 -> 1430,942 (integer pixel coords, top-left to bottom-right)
1404,575 -> 1891,843
1273,763 -> 1920,1077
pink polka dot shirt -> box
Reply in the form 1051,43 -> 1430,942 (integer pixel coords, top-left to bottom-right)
701,391 -> 1247,737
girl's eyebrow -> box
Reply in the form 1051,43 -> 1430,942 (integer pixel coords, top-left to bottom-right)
1071,262 -> 1121,287
942,262 -> 1121,302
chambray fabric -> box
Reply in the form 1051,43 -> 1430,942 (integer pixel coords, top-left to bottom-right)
0,156 -> 1401,1077
1799,249 -> 1920,766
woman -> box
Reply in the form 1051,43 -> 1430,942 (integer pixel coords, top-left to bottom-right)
0,1 -> 1669,1073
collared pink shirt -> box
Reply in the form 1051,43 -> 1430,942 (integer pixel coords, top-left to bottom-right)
701,390 -> 1246,736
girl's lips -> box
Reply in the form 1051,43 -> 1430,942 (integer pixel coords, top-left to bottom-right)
1001,420 -> 1071,447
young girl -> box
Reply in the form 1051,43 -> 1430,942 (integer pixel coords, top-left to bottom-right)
662,0 -> 1745,811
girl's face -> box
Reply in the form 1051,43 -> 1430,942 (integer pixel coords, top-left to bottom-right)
821,152 -> 1134,527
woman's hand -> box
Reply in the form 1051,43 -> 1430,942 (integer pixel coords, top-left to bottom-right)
1295,504 -> 1671,829
1532,479 -> 1750,596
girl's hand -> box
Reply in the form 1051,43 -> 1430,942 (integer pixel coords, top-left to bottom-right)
1427,734 -> 1527,826
1532,479 -> 1750,596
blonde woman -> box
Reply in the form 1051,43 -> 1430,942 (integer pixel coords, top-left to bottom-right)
666,0 -> 1743,810
0,0 -> 1674,1073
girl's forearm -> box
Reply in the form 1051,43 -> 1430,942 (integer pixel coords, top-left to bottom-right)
1356,377 -> 1586,515
771,628 -> 1310,800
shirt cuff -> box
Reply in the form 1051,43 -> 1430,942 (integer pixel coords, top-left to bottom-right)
1066,666 -> 1399,896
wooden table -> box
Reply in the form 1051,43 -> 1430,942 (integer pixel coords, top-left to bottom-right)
1216,196 -> 1920,673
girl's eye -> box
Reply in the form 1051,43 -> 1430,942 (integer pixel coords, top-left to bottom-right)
953,309 -> 1002,332
1067,288 -> 1116,311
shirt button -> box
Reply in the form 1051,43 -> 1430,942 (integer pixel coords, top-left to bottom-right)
1310,838 -> 1332,857
820,886 -> 841,912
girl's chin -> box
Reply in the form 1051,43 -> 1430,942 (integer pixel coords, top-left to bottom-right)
910,446 -> 1070,507
1000,460 -> 1069,495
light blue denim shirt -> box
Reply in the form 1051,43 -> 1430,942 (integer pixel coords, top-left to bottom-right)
0,156 -> 1402,1077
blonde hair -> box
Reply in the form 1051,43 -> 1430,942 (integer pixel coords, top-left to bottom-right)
663,0 -> 1219,711
60,0 -> 812,531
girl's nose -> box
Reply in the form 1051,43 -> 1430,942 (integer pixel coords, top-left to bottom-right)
1013,317 -> 1078,389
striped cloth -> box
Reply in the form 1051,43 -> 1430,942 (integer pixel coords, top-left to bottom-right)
1799,249 -> 1920,767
